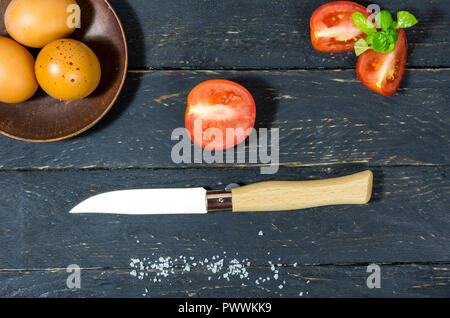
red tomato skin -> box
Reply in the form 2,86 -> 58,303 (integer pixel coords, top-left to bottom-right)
185,79 -> 256,151
356,29 -> 408,97
310,1 -> 371,53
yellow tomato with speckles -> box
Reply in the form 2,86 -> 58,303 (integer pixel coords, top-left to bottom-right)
5,0 -> 79,48
35,39 -> 101,101
0,36 -> 38,103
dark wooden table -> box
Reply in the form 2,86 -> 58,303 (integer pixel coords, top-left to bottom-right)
0,0 -> 449,298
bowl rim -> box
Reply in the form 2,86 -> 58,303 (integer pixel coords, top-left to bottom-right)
0,0 -> 129,143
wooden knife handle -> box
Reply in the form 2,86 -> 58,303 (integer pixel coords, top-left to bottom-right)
231,170 -> 373,212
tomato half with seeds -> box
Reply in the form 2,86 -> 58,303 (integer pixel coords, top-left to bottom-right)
356,29 -> 407,97
185,79 -> 256,150
310,1 -> 370,52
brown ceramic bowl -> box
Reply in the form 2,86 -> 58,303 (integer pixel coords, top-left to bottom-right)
0,0 -> 128,142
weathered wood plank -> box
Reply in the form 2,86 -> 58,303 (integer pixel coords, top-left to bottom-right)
0,69 -> 448,169
0,166 -> 448,270
0,0 -> 448,300
1,264 -> 448,297
109,0 -> 450,69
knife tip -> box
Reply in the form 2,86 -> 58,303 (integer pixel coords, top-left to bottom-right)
69,204 -> 85,214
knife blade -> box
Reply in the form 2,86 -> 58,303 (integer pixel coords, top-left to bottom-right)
70,170 -> 373,215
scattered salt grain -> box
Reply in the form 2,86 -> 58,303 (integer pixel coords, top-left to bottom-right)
129,249 -> 305,296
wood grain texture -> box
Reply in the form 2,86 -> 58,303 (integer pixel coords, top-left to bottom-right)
232,170 -> 373,212
0,166 -> 448,270
1,264 -> 448,297
108,0 -> 450,69
0,69 -> 448,169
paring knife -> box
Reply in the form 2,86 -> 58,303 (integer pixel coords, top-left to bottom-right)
70,170 -> 373,215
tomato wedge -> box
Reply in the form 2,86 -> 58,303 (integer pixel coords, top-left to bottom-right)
356,29 -> 407,96
185,79 -> 256,150
310,1 -> 370,52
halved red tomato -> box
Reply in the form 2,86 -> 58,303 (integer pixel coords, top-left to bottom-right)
356,29 -> 407,96
310,1 -> 370,52
185,79 -> 256,150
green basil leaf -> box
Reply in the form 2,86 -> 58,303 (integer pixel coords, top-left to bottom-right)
385,42 -> 396,54
387,28 -> 399,44
397,11 -> 418,29
375,10 -> 394,30
352,12 -> 377,35
365,33 -> 375,46
354,38 -> 372,56
371,31 -> 391,53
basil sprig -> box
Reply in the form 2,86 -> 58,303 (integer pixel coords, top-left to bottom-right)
352,9 -> 418,56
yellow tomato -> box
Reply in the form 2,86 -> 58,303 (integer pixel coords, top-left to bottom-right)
0,36 -> 38,103
35,39 -> 101,101
5,0 -> 79,48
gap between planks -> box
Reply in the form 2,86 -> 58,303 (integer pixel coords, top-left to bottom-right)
0,261 -> 449,273
0,162 -> 449,173
127,66 -> 450,73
